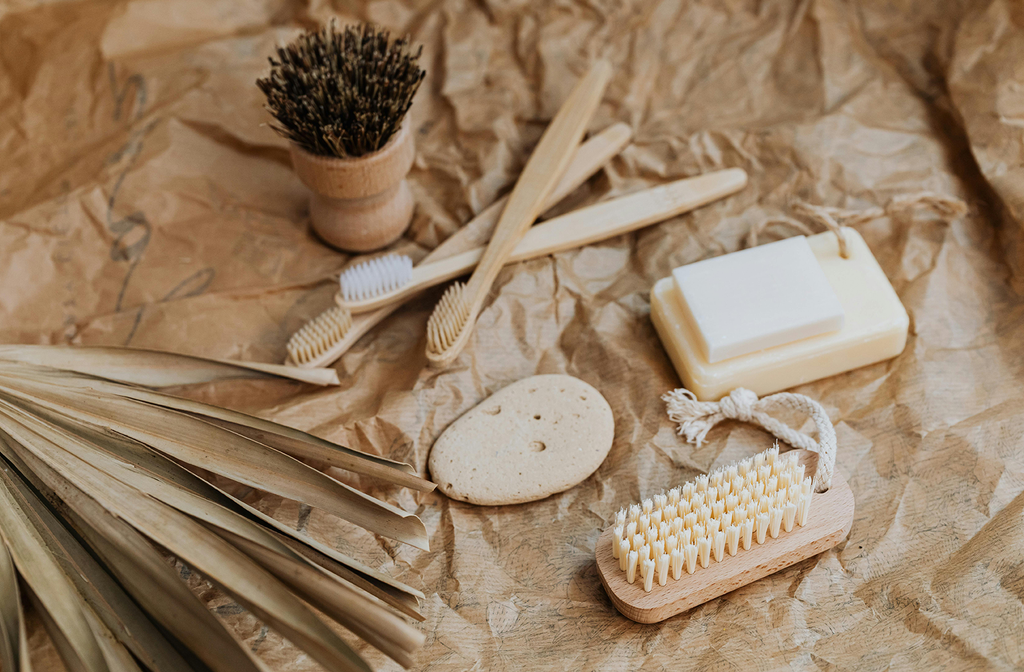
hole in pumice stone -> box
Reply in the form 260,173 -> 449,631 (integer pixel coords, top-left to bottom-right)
534,414 -> 541,420
530,441 -> 546,452
483,406 -> 501,415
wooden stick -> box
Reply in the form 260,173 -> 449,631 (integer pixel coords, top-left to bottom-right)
595,451 -> 854,624
337,169 -> 748,313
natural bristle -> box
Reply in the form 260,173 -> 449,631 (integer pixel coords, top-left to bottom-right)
426,283 -> 470,355
610,445 -> 814,592
340,254 -> 413,302
257,21 -> 425,158
287,306 -> 353,365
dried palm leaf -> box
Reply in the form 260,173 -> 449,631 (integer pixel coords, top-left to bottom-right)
0,412 -> 373,672
0,523 -> 29,672
1,394 -> 424,620
0,361 -> 432,491
0,460 -> 135,672
0,377 -> 429,550
10,445 -> 273,672
0,345 -> 340,387
0,400 -> 423,664
0,438 -> 278,672
0,346 -> 431,671
0,457 -> 196,672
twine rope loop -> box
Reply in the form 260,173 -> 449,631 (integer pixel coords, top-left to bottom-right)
747,191 -> 968,258
663,387 -> 836,492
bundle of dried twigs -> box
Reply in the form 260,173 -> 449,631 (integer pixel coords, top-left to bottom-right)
0,345 -> 433,672
258,22 -> 425,158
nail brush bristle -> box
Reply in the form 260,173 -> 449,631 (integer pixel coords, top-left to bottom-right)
611,446 -> 815,592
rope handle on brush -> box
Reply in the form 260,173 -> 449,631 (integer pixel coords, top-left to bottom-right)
663,388 -> 836,493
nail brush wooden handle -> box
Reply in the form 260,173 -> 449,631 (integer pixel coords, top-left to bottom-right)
597,451 -> 855,624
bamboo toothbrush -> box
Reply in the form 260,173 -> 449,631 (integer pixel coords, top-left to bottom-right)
284,120 -> 631,368
596,445 -> 854,624
336,169 -> 748,314
424,60 -> 613,368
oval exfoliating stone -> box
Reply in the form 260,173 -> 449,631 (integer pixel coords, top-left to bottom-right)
428,375 -> 614,505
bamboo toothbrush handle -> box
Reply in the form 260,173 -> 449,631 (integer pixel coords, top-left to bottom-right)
422,60 -> 612,366
506,168 -> 748,259
339,169 -> 749,313
428,60 -> 612,366
465,60 -> 612,303
291,124 -> 632,369
430,122 -> 633,259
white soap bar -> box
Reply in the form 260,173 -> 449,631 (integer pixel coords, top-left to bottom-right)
651,228 -> 909,401
672,236 -> 844,363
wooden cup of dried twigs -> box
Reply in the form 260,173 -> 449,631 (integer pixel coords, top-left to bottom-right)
290,121 -> 416,252
258,22 -> 425,253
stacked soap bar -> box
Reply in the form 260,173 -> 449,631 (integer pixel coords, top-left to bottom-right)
671,236 -> 845,363
651,228 -> 909,401
610,446 -> 813,593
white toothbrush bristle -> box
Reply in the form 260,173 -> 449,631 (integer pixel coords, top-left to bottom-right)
339,254 -> 413,302
286,306 -> 353,366
426,282 -> 470,355
609,444 -> 814,592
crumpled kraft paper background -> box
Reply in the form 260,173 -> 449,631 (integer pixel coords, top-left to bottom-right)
3,0 -> 1024,669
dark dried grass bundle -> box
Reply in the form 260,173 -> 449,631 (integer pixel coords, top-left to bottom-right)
258,22 -> 425,158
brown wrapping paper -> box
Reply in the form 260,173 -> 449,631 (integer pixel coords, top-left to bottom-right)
3,0 -> 1023,669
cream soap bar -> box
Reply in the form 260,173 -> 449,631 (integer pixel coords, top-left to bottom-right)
651,228 -> 908,401
672,236 -> 845,363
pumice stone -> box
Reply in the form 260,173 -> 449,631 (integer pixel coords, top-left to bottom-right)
428,375 -> 614,505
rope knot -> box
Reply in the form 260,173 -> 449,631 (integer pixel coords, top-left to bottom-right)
663,387 -> 838,492
718,388 -> 758,422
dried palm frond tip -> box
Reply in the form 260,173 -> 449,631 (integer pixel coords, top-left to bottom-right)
258,22 -> 425,158
0,345 -> 435,672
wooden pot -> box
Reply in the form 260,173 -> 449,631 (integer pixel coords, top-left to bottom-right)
289,123 -> 415,253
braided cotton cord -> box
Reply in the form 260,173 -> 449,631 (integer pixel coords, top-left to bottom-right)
663,388 -> 836,493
